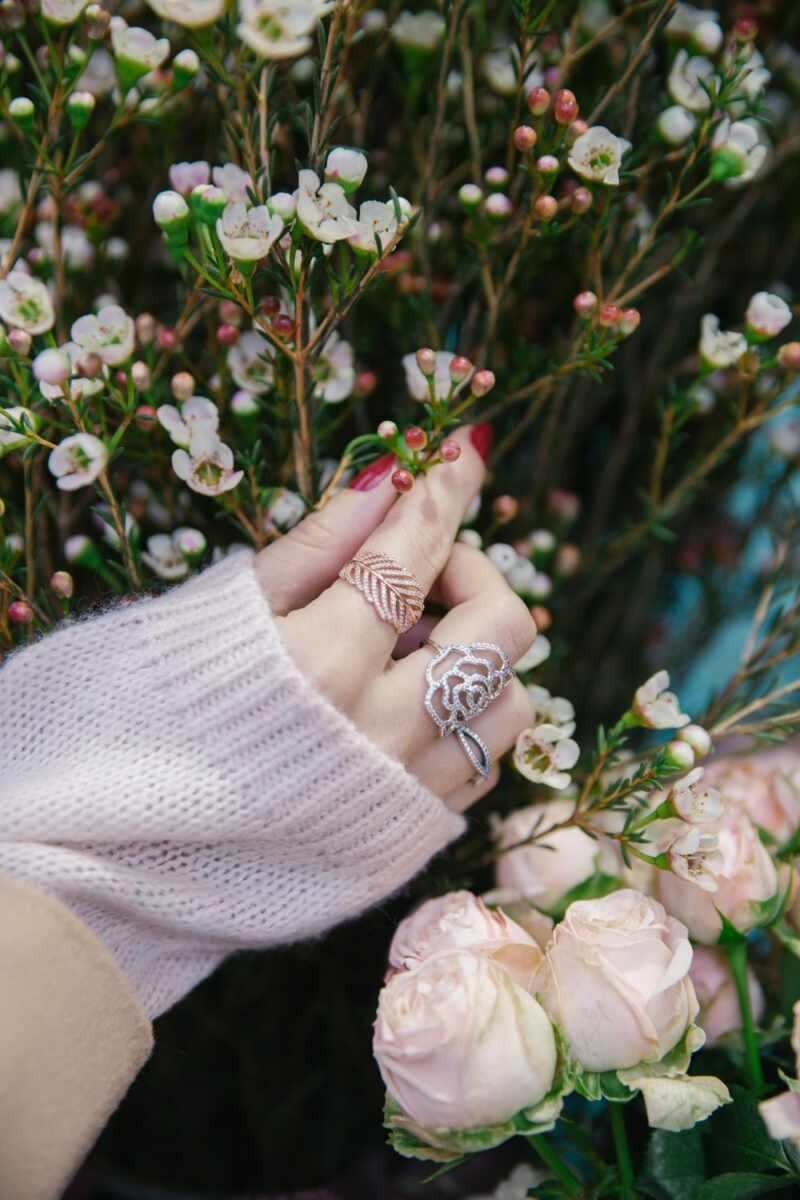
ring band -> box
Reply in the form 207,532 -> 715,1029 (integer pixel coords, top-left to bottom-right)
423,640 -> 513,779
339,550 -> 425,635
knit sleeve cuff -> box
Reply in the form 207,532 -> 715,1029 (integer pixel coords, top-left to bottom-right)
122,551 -> 466,937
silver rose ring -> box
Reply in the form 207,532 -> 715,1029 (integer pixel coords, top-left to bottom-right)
423,640 -> 513,779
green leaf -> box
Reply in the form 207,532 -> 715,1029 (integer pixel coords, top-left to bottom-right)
697,1173 -> 791,1199
546,869 -> 623,920
705,1086 -> 792,1177
641,1127 -> 705,1200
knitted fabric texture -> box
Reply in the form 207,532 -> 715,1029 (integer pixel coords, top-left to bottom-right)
0,552 -> 465,1018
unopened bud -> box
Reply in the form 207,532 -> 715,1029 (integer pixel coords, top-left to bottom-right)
527,86 -> 550,116
354,369 -> 377,396
66,91 -> 95,130
573,290 -> 597,318
571,186 -> 593,214
530,604 -> 551,631
377,419 -> 398,439
778,342 -> 800,370
134,403 -> 158,430
172,47 -> 199,89
416,347 -> 437,376
619,308 -> 641,336
513,125 -> 537,153
85,3 -> 110,38
458,183 -> 483,210
676,724 -> 712,758
131,360 -> 150,390
8,328 -> 31,356
734,16 -> 757,40
77,352 -> 103,379
553,89 -> 578,125
9,96 -> 34,134
665,740 -> 696,770
484,192 -> 512,220
8,599 -> 33,624
171,371 -> 195,401
216,323 -> 239,346
534,195 -> 558,222
49,570 -> 74,599
484,165 -> 510,190
135,312 -> 156,344
494,494 -> 518,523
471,368 -> 495,397
33,348 -> 70,386
598,303 -> 622,328
536,154 -> 559,175
440,438 -> 461,462
449,355 -> 473,382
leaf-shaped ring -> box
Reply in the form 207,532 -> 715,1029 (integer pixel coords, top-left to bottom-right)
423,640 -> 513,778
339,550 -> 425,634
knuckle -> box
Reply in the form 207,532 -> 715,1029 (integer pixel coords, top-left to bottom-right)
505,678 -> 533,740
284,511 -> 335,554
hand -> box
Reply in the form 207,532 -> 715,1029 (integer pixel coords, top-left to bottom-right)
256,425 -> 537,812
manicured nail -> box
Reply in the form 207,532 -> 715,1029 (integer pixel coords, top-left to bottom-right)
469,423 -> 493,462
349,452 -> 395,491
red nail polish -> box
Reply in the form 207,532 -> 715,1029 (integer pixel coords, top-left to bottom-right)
349,452 -> 395,491
469,423 -> 493,462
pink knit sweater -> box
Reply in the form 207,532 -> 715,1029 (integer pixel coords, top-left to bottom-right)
0,550 -> 466,1016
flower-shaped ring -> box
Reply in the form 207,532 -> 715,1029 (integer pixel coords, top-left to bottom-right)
423,640 -> 513,779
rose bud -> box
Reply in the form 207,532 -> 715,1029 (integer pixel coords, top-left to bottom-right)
513,125 -> 537,153
387,891 -> 541,976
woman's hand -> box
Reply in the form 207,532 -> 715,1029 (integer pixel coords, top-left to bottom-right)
256,424 -> 538,813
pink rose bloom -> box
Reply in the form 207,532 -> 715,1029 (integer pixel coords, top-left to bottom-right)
704,748 -> 800,842
690,946 -> 765,1046
658,807 -> 779,943
388,890 -> 542,989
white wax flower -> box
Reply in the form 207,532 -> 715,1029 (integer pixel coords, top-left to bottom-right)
77,49 -> 116,97
388,891 -> 542,987
228,330 -> 275,394
657,105 -> 697,146
670,768 -> 723,824
725,43 -> 770,104
665,2 -> 719,35
526,685 -> 576,736
690,946 -> 765,1047
390,9 -> 446,51
402,348 -> 454,401
666,826 -> 723,892
157,395 -> 219,448
348,200 -> 398,255
0,169 -> 22,216
699,313 -> 747,368
264,487 -> 305,530
507,557 -> 540,597
313,332 -> 355,403
48,432 -> 108,491
711,119 -> 768,185
514,724 -> 580,790
71,304 -> 135,366
494,799 -> 619,913
746,291 -> 792,338
668,50 -> 716,112
514,634 -> 551,672
146,0 -> 225,27
173,526 -> 207,559
373,949 -> 557,1130
41,0 -> 88,24
657,807 -> 779,943
36,222 -> 94,270
172,425 -> 243,496
169,161 -> 211,194
33,348 -> 71,386
539,889 -> 699,1072
142,532 -> 190,580
237,0 -> 330,60
212,163 -> 254,203
0,271 -> 55,334
111,24 -> 170,75
38,341 -> 106,404
486,543 -> 518,575
567,126 -> 632,186
268,191 -> 297,221
0,406 -> 39,455
216,202 -> 284,262
633,670 -> 690,729
481,47 -> 544,96
324,147 -> 368,193
296,169 -> 359,243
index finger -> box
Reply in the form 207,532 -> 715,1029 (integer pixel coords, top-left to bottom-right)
302,423 -> 490,669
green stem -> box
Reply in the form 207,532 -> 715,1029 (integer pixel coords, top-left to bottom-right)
527,1135 -> 583,1196
725,939 -> 765,1096
609,1102 -> 636,1200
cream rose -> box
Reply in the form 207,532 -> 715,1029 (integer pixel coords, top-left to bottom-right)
689,946 -> 765,1046
373,950 -> 557,1130
704,748 -> 800,842
539,889 -> 698,1072
493,799 -> 619,913
388,891 -> 543,989
657,807 -> 779,943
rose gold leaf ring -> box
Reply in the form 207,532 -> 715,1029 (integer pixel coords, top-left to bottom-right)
339,550 -> 426,635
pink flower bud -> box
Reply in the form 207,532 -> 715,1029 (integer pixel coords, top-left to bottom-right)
260,295 -> 281,316
567,118 -> 589,141
49,570 -> 74,599
391,467 -> 414,493
484,192 -> 512,220
573,290 -> 597,318
8,599 -> 33,624
556,543 -> 581,576
440,438 -> 461,462
598,303 -> 622,328
571,186 -> 593,214
548,488 -> 580,523
77,352 -> 103,379
530,604 -> 551,631
471,368 -> 496,397
778,342 -> 800,370
218,299 -> 242,325
216,323 -> 239,346
450,355 -> 473,382
534,195 -> 558,222
513,125 -> 537,153
404,425 -> 428,450
619,308 -> 641,336
415,347 -> 437,376
544,66 -> 561,90
553,89 -> 579,125
8,328 -> 31,356
272,314 -> 294,338
135,404 -> 158,430
171,371 -> 195,401
377,419 -> 398,439
527,86 -> 551,116
493,494 -> 518,523
33,348 -> 70,386
734,16 -> 757,40
158,327 -> 177,350
131,360 -> 150,390
536,155 -> 559,175
355,370 -> 377,396
135,312 -> 156,344
484,165 -> 510,189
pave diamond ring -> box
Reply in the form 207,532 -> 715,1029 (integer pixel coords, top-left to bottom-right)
423,640 -> 513,779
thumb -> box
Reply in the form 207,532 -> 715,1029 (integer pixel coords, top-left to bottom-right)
254,453 -> 397,614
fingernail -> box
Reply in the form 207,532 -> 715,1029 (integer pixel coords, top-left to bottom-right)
349,452 -> 395,491
469,423 -> 493,462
